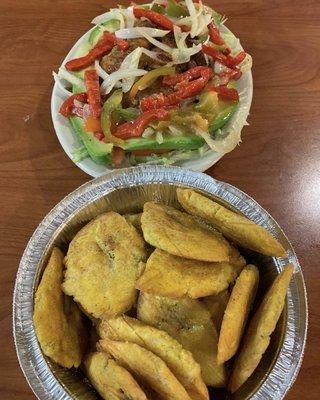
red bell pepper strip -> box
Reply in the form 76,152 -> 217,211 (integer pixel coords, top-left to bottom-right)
102,31 -> 129,51
84,69 -> 102,118
112,109 -> 170,139
162,66 -> 211,86
202,44 -> 229,64
141,67 -> 213,111
133,7 -> 174,30
202,44 -> 246,69
207,85 -> 239,102
94,131 -> 105,141
219,68 -> 242,85
59,93 -> 87,117
225,51 -> 246,68
65,32 -> 128,71
208,22 -> 225,46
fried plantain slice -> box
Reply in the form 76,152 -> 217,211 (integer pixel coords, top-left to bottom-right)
228,264 -> 294,393
137,293 -> 227,387
99,339 -> 192,400
141,202 -> 230,262
33,247 -> 87,368
177,188 -> 286,257
99,315 -> 208,400
124,213 -> 142,233
62,212 -> 147,319
202,290 -> 230,332
217,264 -> 259,364
84,352 -> 147,400
136,247 -> 245,298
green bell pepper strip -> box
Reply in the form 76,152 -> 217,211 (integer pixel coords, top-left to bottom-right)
151,4 -> 166,14
101,90 -> 124,146
88,19 -> 120,46
113,107 -> 140,122
69,116 -> 112,165
209,103 -> 238,135
122,135 -> 205,151
166,0 -> 188,17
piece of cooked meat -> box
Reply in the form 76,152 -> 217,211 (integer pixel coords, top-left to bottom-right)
100,38 -> 151,74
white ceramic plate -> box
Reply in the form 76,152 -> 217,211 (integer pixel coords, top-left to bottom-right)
51,21 -> 253,177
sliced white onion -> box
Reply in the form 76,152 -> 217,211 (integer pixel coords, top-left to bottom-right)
142,127 -> 155,138
92,9 -> 125,29
121,6 -> 135,28
172,43 -> 202,64
137,28 -> 173,54
120,47 -> 143,92
101,69 -> 147,95
240,53 -> 253,73
82,104 -> 92,120
168,125 -> 183,136
52,72 -> 73,97
156,131 -> 164,144
115,27 -> 169,39
173,26 -> 189,50
196,13 -> 212,36
58,68 -> 86,91
94,59 -> 109,81
141,48 -> 163,62
185,0 -> 198,38
195,128 -> 216,150
214,61 -> 227,74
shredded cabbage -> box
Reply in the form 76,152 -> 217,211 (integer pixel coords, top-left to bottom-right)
115,27 -> 169,39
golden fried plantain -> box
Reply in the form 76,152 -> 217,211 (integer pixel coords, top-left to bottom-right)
141,202 -> 230,262
136,248 -> 245,298
217,264 -> 259,364
84,352 -> 147,400
124,213 -> 142,233
99,315 -> 208,400
137,292 -> 227,387
33,247 -> 87,368
202,290 -> 230,332
177,188 -> 287,257
99,339 -> 192,400
228,264 -> 294,393
62,212 -> 147,319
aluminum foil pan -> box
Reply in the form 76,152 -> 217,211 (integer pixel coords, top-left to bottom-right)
13,165 -> 307,400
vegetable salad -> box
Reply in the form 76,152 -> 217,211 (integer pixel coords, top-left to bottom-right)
54,0 -> 252,167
